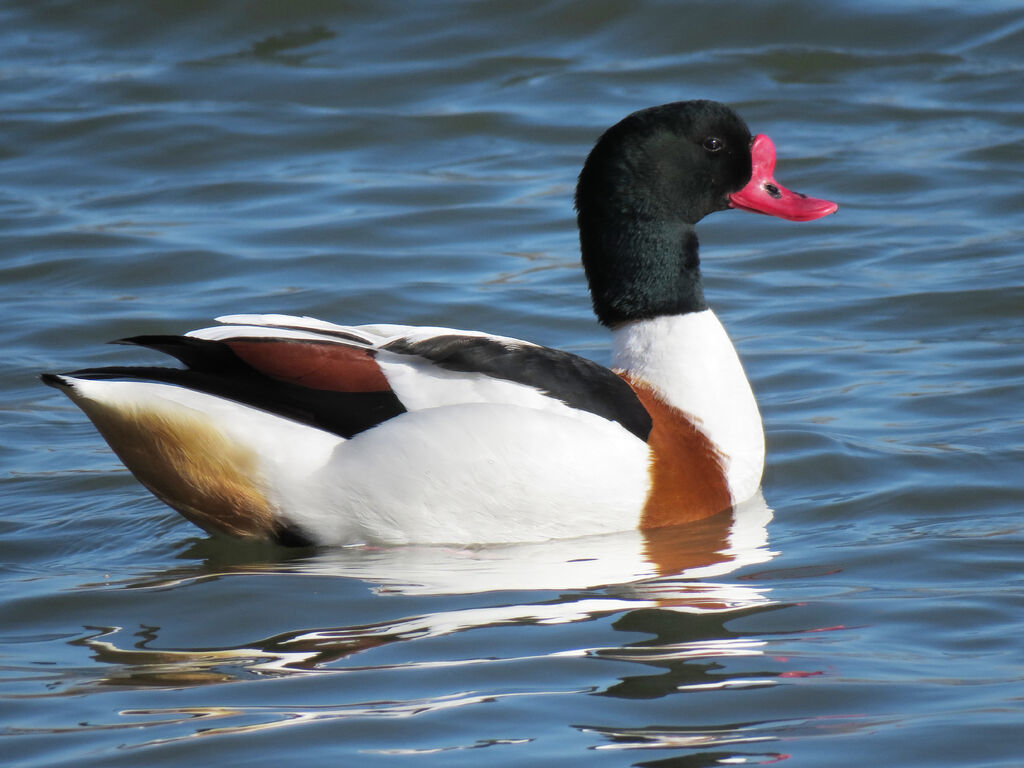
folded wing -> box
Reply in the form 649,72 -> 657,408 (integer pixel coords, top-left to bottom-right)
64,314 -> 653,442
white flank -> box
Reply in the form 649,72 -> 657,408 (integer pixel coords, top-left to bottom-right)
296,403 -> 652,545
54,376 -> 651,546
610,310 -> 765,503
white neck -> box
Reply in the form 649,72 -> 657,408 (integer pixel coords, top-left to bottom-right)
610,310 -> 764,503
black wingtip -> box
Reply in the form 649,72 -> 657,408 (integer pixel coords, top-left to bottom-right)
40,372 -> 68,389
111,335 -> 179,347
108,335 -> 241,371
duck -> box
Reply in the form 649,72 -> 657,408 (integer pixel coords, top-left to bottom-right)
42,100 -> 836,547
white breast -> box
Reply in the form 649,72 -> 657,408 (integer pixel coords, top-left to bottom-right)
610,310 -> 765,503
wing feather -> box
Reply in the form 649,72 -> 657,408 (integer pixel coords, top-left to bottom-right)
67,315 -> 652,442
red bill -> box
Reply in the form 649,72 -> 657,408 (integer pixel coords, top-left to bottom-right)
729,134 -> 838,222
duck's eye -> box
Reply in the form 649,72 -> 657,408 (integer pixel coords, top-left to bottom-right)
703,137 -> 724,153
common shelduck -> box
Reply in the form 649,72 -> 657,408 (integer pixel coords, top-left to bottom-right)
43,100 -> 836,547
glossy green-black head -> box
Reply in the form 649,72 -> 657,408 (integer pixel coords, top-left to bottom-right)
575,100 -> 836,327
577,101 -> 755,229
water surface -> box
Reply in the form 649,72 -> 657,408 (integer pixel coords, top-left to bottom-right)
3,1 -> 1023,766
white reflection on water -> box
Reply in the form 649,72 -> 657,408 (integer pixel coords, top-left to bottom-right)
3,495 -> 783,755
116,492 -> 776,597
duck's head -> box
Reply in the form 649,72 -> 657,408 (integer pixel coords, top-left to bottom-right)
575,100 -> 837,327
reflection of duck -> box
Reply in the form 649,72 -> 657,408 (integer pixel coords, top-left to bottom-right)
68,498 -> 776,697
255,490 -> 776,597
43,101 -> 835,546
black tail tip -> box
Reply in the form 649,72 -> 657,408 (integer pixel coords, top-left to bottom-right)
40,372 -> 68,389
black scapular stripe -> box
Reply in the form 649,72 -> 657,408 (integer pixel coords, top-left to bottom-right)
384,335 -> 652,441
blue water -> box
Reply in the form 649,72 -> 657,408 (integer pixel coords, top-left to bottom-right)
3,1 -> 1023,766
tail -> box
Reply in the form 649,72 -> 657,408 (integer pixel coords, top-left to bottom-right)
42,372 -> 315,546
